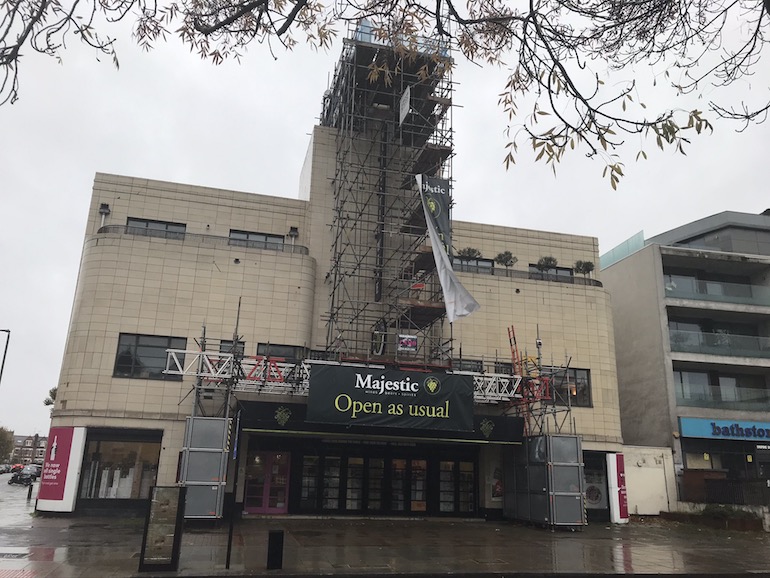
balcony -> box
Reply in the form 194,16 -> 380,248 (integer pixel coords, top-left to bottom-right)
96,225 -> 310,255
665,279 -> 770,307
675,383 -> 770,411
669,329 -> 770,359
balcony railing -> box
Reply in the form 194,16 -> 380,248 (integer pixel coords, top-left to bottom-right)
96,225 -> 310,255
453,266 -> 603,287
665,279 -> 770,307
669,329 -> 770,359
676,394 -> 770,411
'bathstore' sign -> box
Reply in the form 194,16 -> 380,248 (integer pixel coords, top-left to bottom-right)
679,417 -> 770,440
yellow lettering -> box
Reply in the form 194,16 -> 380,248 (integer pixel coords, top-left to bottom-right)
407,401 -> 450,419
334,394 -> 352,413
347,399 -> 383,419
388,403 -> 404,415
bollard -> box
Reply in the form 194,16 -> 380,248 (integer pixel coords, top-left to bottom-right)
266,530 -> 284,570
26,484 -> 33,501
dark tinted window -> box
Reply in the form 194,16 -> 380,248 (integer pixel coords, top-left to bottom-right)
126,218 -> 186,239
114,334 -> 186,380
229,230 -> 284,249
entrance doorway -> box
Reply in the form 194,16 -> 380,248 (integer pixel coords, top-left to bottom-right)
244,451 -> 290,514
297,453 -> 477,516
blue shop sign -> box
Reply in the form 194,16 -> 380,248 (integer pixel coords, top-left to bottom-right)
680,417 -> 770,441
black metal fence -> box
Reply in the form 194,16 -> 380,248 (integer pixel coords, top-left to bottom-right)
702,480 -> 770,506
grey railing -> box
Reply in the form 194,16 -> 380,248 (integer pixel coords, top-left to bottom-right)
453,265 -> 603,287
96,225 -> 310,255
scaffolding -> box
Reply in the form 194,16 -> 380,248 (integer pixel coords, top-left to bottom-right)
320,23 -> 454,366
505,326 -> 576,437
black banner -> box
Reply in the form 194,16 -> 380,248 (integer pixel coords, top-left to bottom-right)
307,364 -> 474,432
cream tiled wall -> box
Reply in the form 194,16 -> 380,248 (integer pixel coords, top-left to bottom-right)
303,126 -> 341,350
450,222 -> 623,450
54,175 -> 317,485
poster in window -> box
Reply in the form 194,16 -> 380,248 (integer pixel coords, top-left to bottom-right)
491,465 -> 503,502
398,335 -> 418,352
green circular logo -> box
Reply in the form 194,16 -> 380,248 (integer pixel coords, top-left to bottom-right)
424,376 -> 441,395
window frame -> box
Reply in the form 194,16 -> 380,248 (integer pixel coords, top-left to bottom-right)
256,343 -> 305,361
549,367 -> 592,408
454,258 -> 494,275
229,230 -> 285,250
113,333 -> 187,381
454,359 -> 484,372
528,264 -> 574,280
126,217 -> 186,240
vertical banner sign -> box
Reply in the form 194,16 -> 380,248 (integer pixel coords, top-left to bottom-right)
37,426 -> 86,513
416,175 -> 480,323
38,427 -> 75,501
306,363 -> 474,431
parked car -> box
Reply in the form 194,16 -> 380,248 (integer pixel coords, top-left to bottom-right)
21,464 -> 42,480
0,464 -> 11,474
10,464 -> 24,473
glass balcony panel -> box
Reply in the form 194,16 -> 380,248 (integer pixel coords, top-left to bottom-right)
664,279 -> 770,306
669,330 -> 770,358
675,395 -> 770,411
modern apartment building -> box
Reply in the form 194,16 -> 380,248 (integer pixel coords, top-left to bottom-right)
602,210 -> 770,504
38,27 -> 625,521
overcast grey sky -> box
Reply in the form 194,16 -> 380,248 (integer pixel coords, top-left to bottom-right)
1,25 -> 768,436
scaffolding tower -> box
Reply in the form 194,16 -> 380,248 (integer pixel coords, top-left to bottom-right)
505,326 -> 576,437
320,23 -> 454,366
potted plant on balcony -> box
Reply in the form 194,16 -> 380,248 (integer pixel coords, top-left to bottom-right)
495,251 -> 517,276
456,247 -> 482,260
574,260 -> 595,279
535,256 -> 558,280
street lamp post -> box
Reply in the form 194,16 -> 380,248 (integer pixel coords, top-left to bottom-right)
0,329 -> 10,389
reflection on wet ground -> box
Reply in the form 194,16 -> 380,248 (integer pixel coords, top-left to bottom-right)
2,480 -> 770,576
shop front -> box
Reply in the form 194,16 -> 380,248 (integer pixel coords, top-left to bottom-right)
237,363 -> 524,518
37,426 -> 163,514
678,417 -> 770,503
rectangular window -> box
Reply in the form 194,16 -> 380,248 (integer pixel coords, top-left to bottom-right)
79,437 -> 161,500
494,361 -> 513,375
551,368 -> 592,407
229,230 -> 285,250
528,264 -> 574,281
126,217 -> 186,240
454,258 -> 494,275
673,370 -> 711,401
219,339 -> 245,356
256,343 -> 304,360
454,359 -> 483,372
114,334 -> 186,380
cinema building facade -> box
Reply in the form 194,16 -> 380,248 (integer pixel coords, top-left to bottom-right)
38,29 -> 625,522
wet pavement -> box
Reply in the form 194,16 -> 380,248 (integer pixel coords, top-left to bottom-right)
2,478 -> 770,577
